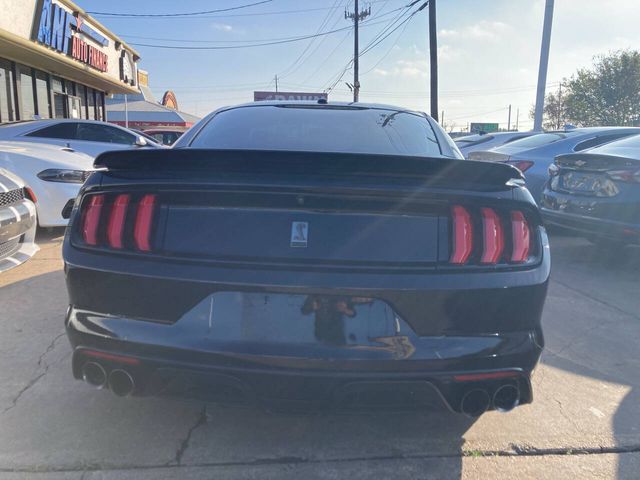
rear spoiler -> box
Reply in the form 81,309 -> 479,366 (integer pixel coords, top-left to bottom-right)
556,152 -> 640,171
94,149 -> 523,186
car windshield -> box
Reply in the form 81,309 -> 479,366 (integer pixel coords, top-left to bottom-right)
189,105 -> 443,156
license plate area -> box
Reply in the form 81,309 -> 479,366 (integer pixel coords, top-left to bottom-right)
205,292 -> 415,353
560,172 -> 605,193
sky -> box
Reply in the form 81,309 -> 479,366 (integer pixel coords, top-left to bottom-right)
80,0 -> 640,131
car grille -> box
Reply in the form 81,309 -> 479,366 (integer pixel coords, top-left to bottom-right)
0,237 -> 20,260
0,188 -> 25,207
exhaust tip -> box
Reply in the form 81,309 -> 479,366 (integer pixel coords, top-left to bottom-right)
82,362 -> 107,389
108,369 -> 135,397
460,389 -> 490,417
493,384 -> 520,412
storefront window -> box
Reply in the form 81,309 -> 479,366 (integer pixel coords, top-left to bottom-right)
17,65 -> 35,120
96,91 -> 105,121
87,88 -> 96,120
53,93 -> 67,118
35,71 -> 50,119
76,84 -> 87,119
0,59 -> 15,122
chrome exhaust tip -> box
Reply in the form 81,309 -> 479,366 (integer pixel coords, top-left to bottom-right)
460,389 -> 490,417
493,384 -> 520,412
108,369 -> 135,397
81,362 -> 107,389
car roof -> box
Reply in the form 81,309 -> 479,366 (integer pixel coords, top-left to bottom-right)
223,100 -> 427,115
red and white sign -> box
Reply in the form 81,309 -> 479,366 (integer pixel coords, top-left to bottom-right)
254,91 -> 328,101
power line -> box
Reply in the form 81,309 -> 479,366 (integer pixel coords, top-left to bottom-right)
90,0 -> 398,20
277,0 -> 344,79
324,2 -> 423,93
128,15 -> 407,50
87,0 -> 272,17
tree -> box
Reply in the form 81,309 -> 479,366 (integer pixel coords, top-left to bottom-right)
564,50 -> 640,126
530,89 -> 569,130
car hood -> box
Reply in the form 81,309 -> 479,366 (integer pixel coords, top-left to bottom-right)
0,141 -> 95,170
0,167 -> 26,189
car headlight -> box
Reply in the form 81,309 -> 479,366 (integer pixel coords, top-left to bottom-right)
37,169 -> 88,183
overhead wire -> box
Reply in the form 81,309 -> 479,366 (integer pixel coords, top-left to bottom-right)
87,0 -> 273,17
277,0 -> 344,79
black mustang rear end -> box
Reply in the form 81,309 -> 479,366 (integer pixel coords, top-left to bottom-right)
63,103 -> 549,416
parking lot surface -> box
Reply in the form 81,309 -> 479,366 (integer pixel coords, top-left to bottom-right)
0,229 -> 639,479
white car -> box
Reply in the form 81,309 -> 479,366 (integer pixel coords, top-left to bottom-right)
455,131 -> 536,158
0,142 -> 94,227
0,119 -> 162,158
0,168 -> 38,272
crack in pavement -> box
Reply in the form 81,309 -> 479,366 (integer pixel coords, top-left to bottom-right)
3,445 -> 640,474
552,279 -> 640,322
1,331 -> 68,415
168,405 -> 208,466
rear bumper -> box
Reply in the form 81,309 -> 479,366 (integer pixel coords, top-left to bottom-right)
66,306 -> 542,413
541,205 -> 640,244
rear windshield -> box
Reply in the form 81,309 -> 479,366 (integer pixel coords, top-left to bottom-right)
189,105 -> 443,157
455,134 -> 494,146
503,133 -> 569,149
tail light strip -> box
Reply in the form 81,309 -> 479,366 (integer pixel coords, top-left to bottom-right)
450,205 -> 532,265
81,193 -> 157,252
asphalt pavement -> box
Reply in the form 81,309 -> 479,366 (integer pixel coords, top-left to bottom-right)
0,228 -> 639,479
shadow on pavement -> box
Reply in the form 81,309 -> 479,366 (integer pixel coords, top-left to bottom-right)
545,233 -> 640,479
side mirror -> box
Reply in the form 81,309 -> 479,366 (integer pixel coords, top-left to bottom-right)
135,135 -> 148,147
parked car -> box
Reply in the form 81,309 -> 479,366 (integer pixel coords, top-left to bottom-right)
142,128 -> 186,146
0,119 -> 162,158
455,131 -> 536,158
469,127 -> 640,202
0,141 -> 94,227
0,168 -> 38,272
63,101 -> 549,416
540,133 -> 640,246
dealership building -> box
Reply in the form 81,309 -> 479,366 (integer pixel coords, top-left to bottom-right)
0,0 -> 140,123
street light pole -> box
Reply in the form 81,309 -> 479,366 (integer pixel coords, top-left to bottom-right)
533,0 -> 555,131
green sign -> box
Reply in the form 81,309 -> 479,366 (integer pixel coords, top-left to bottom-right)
470,122 -> 499,134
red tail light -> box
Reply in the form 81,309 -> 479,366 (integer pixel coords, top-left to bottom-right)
79,193 -> 157,252
450,206 -> 533,266
133,194 -> 157,252
106,194 -> 130,249
450,205 -> 473,264
510,211 -> 531,263
480,208 -> 504,264
506,160 -> 534,173
81,195 -> 104,246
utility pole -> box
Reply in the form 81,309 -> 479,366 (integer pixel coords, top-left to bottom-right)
441,110 -> 444,127
124,94 -> 128,129
516,108 -> 520,131
533,0 -> 555,131
507,104 -> 512,131
345,0 -> 371,102
275,75 -> 278,92
429,0 -> 438,121
556,81 -> 562,129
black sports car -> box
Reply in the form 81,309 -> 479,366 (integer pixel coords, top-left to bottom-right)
63,102 -> 550,416
541,133 -> 640,246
